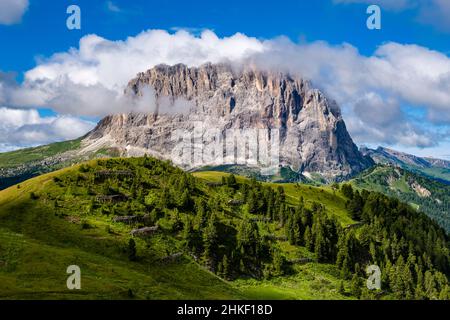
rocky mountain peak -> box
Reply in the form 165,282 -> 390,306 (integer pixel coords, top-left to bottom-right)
85,63 -> 372,180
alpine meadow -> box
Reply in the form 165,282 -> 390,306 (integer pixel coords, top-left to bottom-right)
0,0 -> 449,306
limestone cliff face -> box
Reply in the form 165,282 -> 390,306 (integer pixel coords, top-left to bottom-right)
84,63 -> 372,180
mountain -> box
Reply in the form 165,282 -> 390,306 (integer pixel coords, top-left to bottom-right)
0,138 -> 120,190
0,156 -> 448,299
0,63 -> 373,188
361,147 -> 450,184
84,63 -> 373,181
351,165 -> 450,233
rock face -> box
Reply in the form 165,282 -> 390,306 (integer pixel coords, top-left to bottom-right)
84,63 -> 372,180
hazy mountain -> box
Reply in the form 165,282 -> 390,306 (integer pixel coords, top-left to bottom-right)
361,146 -> 450,184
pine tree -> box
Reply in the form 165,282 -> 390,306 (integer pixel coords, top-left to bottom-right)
195,198 -> 207,227
272,249 -> 285,276
128,238 -> 137,261
227,174 -> 237,189
424,270 -> 438,299
439,285 -> 450,300
179,189 -> 191,210
314,230 -> 326,262
202,214 -> 219,271
293,223 -> 300,246
239,259 -> 245,273
222,254 -> 229,279
402,262 -> 415,299
182,218 -> 194,249
415,269 -> 426,300
392,256 -> 406,299
350,274 -> 362,299
247,190 -> 257,213
341,184 -> 354,199
338,281 -> 346,295
304,226 -> 313,251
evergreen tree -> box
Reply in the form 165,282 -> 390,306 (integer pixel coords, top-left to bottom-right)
202,214 -> 219,271
304,226 -> 313,251
341,184 -> 354,199
272,249 -> 285,276
128,238 -> 137,261
226,174 -> 237,189
338,281 -> 346,295
350,274 -> 362,299
179,189 -> 191,210
182,218 -> 195,250
222,254 -> 229,279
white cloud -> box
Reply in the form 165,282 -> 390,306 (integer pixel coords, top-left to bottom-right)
1,29 -> 450,150
0,0 -> 29,25
344,93 -> 436,147
2,30 -> 263,117
0,107 -> 95,152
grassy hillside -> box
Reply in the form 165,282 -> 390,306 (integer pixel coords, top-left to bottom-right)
0,139 -> 124,190
351,165 -> 450,233
0,158 -> 448,300
194,171 -> 353,225
0,158 -> 353,300
405,165 -> 450,185
0,167 -> 241,299
0,139 -> 81,168
362,147 -> 450,184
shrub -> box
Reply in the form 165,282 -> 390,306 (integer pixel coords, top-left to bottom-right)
30,192 -> 39,200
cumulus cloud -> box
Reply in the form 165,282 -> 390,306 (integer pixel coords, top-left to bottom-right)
2,29 -> 450,150
344,93 -> 436,147
0,107 -> 95,152
1,30 -> 263,117
0,0 -> 29,25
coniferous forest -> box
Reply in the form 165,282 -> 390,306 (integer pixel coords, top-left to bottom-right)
1,157 -> 447,300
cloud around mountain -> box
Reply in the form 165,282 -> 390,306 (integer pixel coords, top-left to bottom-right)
0,29 -> 449,150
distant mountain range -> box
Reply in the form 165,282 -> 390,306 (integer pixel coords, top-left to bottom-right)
361,146 -> 450,184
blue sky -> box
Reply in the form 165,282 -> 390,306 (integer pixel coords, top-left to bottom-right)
0,0 -> 449,158
2,0 -> 449,70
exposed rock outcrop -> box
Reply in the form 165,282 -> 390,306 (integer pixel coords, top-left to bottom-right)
84,63 -> 372,180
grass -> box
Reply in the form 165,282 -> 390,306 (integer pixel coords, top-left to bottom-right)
0,228 -> 240,300
403,164 -> 450,184
0,161 -> 355,300
0,139 -> 82,168
193,171 -> 354,226
0,166 -> 242,299
234,263 -> 353,300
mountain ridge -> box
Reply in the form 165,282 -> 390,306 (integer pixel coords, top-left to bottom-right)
84,62 -> 372,180
361,146 -> 450,184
